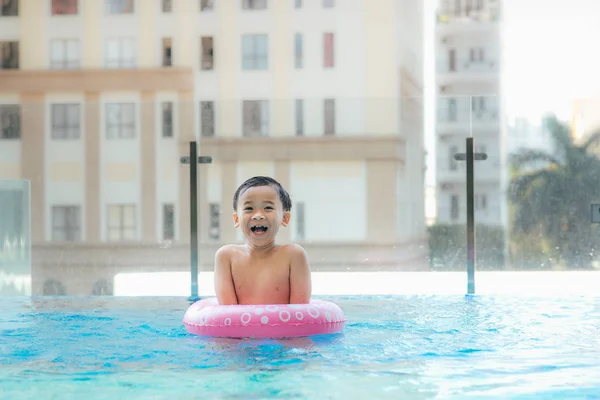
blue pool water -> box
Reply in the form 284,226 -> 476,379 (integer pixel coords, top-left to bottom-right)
1,295 -> 600,399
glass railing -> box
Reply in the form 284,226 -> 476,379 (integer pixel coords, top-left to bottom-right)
436,59 -> 499,74
1,96 -> 599,297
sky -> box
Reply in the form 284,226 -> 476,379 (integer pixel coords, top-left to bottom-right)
501,0 -> 600,121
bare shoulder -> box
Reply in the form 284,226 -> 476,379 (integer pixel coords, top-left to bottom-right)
280,243 -> 309,261
215,244 -> 243,262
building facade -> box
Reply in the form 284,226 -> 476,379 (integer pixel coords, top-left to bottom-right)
572,98 -> 600,154
434,0 -> 508,227
0,0 -> 427,296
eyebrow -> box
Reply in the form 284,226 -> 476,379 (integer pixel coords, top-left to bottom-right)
243,200 -> 275,205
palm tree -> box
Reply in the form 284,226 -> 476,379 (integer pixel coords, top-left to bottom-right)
509,114 -> 600,269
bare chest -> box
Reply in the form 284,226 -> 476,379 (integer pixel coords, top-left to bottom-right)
230,256 -> 290,303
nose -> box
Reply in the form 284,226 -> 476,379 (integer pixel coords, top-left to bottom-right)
252,213 -> 265,220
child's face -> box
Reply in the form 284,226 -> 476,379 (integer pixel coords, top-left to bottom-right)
232,185 -> 290,246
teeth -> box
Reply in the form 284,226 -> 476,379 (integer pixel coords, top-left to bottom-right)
250,226 -> 268,232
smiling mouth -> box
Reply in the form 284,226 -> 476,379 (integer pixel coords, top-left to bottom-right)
250,226 -> 268,233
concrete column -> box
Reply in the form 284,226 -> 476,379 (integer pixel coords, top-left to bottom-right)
220,161 -> 238,242
19,0 -> 46,70
274,160 -> 291,243
138,0 -> 157,68
198,162 -> 209,245
84,92 -> 100,242
20,92 -> 45,244
271,0 -> 292,138
140,91 -> 156,242
366,159 -> 401,243
178,90 -> 195,244
217,0 -> 238,137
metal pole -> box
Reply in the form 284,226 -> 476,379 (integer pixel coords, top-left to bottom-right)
466,137 -> 475,294
189,141 -> 199,299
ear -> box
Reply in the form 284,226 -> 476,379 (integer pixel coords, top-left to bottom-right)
281,211 -> 291,227
232,212 -> 240,228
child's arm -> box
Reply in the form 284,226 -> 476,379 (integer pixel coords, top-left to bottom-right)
214,246 -> 238,305
289,245 -> 312,304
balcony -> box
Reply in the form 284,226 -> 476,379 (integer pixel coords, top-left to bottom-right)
436,160 -> 502,185
437,58 -> 498,85
436,4 -> 500,25
436,97 -> 499,136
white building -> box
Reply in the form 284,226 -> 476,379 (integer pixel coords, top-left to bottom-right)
0,0 -> 427,295
434,0 -> 507,227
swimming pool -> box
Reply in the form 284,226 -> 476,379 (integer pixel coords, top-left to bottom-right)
2,295 -> 600,399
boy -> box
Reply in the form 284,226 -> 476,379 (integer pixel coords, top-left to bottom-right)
214,176 -> 312,305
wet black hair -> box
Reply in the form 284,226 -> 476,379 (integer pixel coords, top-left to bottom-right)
232,176 -> 292,212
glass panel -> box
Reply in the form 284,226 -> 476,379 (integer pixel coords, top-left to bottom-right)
2,3 -> 597,305
0,179 -> 30,295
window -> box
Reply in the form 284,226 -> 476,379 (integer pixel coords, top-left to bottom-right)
294,0 -> 302,8
450,195 -> 459,220
475,194 -> 487,210
201,37 -> 214,70
471,96 -> 486,113
242,0 -> 266,10
448,49 -> 456,71
242,34 -> 268,70
200,101 -> 215,137
107,204 -> 136,241
448,98 -> 457,121
106,103 -> 135,139
296,202 -> 305,240
323,33 -> 334,68
0,105 -> 20,139
162,102 -> 173,138
470,47 -> 484,62
295,99 -> 304,136
449,145 -> 458,170
324,98 -> 335,135
294,33 -> 303,69
105,38 -> 136,69
475,144 -> 486,156
1,0 -> 18,16
323,0 -> 334,7
162,37 -> 172,67
51,205 -> 81,241
1,42 -> 19,69
105,38 -> 135,69
162,0 -> 172,12
106,0 -> 134,14
243,100 -> 269,137
163,204 -> 175,241
200,0 -> 214,11
51,104 -> 80,139
50,39 -> 80,69
52,0 -> 78,15
209,203 -> 220,240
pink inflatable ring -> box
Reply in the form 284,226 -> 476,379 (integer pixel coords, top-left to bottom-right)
183,298 -> 346,338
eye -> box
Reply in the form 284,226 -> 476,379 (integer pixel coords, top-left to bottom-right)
244,207 -> 253,211
265,206 -> 274,210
